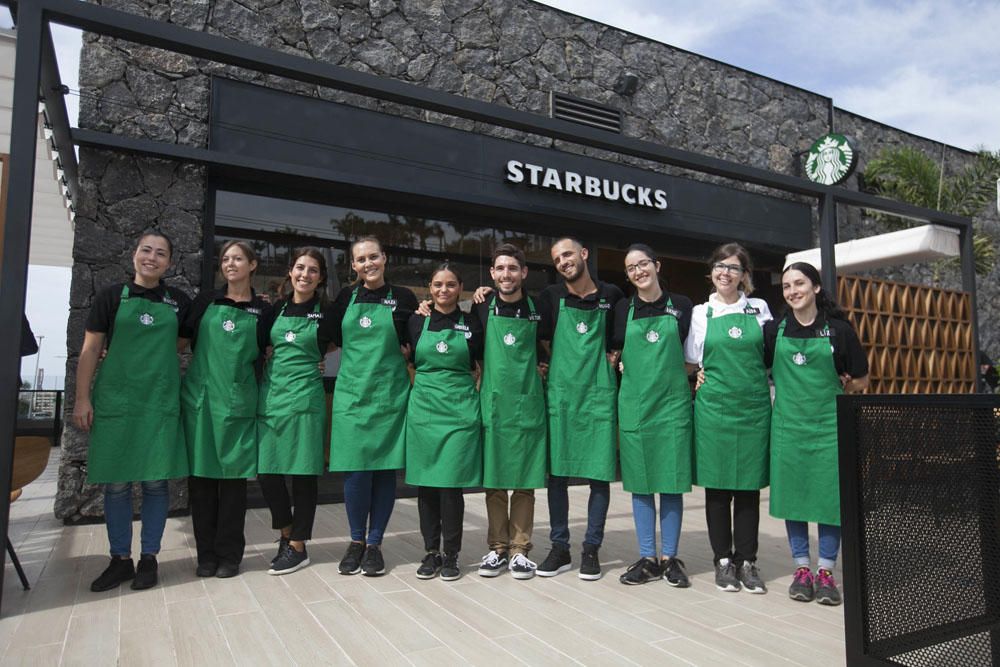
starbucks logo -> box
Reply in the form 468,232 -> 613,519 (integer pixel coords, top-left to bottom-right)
576,322 -> 589,335
222,319 -> 236,332
503,332 -> 516,346
645,330 -> 660,343
727,326 -> 743,339
359,315 -> 372,329
805,133 -> 857,186
139,313 -> 154,326
435,340 -> 449,354
793,352 -> 808,366
284,331 -> 296,343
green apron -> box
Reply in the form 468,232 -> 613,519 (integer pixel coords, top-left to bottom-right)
257,301 -> 326,475
769,319 -> 843,525
481,297 -> 547,489
88,285 -> 188,483
618,297 -> 693,494
329,287 -> 409,471
693,304 -> 770,490
405,314 -> 482,487
547,297 -> 617,481
181,302 -> 258,478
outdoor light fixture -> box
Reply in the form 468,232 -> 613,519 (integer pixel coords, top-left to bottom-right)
614,72 -> 639,96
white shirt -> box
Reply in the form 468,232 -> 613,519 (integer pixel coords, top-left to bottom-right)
683,292 -> 773,366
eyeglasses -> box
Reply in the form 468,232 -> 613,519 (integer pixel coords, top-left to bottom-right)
712,262 -> 744,275
625,258 -> 655,275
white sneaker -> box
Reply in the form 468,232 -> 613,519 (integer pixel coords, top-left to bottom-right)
478,550 -> 508,577
509,553 -> 537,580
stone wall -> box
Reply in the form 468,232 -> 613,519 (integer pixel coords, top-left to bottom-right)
58,0 -> 999,519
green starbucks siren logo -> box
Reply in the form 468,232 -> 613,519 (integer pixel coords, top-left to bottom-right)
805,133 -> 857,185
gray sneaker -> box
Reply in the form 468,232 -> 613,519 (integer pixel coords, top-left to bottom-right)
738,560 -> 767,594
715,558 -> 741,592
814,568 -> 842,606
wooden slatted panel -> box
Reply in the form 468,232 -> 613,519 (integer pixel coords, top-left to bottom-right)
836,275 -> 976,394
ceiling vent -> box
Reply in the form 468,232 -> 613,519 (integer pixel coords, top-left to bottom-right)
549,92 -> 622,134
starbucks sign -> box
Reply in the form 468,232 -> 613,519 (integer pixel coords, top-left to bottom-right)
804,133 -> 857,185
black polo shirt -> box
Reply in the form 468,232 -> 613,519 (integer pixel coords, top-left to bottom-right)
407,308 -> 484,368
331,283 -> 419,347
256,294 -> 339,356
539,280 -> 624,353
611,291 -> 694,350
85,281 -> 193,345
185,288 -> 268,350
763,312 -> 869,377
471,294 -> 553,363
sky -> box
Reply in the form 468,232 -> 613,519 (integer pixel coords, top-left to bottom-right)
6,2 -> 997,386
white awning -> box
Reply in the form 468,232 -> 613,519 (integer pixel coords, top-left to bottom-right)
784,224 -> 961,273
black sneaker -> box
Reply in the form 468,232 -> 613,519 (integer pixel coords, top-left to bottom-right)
195,561 -> 218,578
715,558 -> 741,592
131,554 -> 159,590
788,566 -> 815,602
271,536 -> 289,566
662,558 -> 691,588
416,552 -> 442,580
338,541 -> 365,575
814,568 -> 842,606
440,553 -> 461,581
215,562 -> 240,579
478,550 -> 508,578
579,544 -> 602,581
738,560 -> 767,594
361,545 -> 386,577
90,557 -> 135,592
536,546 -> 571,577
509,553 -> 537,580
619,557 -> 660,585
269,543 -> 309,575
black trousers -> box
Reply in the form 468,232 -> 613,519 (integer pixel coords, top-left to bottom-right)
705,488 -> 760,565
417,486 -> 464,554
188,476 -> 248,566
257,474 -> 318,542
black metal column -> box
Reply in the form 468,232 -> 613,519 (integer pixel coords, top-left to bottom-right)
818,191 -> 838,290
0,1 -> 45,613
959,224 -> 982,391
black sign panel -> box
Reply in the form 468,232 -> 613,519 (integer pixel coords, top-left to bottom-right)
210,78 -> 811,249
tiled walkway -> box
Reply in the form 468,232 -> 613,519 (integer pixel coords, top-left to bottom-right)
1,459 -> 845,665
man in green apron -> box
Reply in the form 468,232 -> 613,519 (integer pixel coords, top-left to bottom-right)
474,244 -> 552,580
536,238 -> 624,581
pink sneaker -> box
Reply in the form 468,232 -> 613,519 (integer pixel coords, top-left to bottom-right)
788,566 -> 814,602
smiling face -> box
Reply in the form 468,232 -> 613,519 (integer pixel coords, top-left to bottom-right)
430,269 -> 462,310
490,254 -> 527,297
550,239 -> 588,283
711,254 -> 745,300
782,268 -> 820,314
352,240 -> 386,288
220,244 -> 257,286
132,234 -> 171,286
289,254 -> 322,301
624,249 -> 660,293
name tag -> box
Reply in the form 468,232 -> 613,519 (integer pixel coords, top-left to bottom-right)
743,305 -> 760,315
306,312 -> 324,320
663,306 -> 682,318
528,313 -> 542,322
453,323 -> 470,333
245,307 -> 262,316
597,302 -> 612,311
381,298 -> 397,308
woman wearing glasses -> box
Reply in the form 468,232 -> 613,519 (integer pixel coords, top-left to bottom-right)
685,243 -> 772,593
612,244 -> 695,587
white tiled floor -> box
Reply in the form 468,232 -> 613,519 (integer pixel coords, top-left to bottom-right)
1,459 -> 845,665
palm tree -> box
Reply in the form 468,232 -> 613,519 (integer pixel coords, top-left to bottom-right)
863,146 -> 999,276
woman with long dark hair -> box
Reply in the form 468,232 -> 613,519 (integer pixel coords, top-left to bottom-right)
257,247 -> 337,575
405,263 -> 483,581
76,230 -> 191,592
685,242 -> 772,593
330,236 -> 418,577
766,261 -> 868,605
181,240 -> 266,578
612,244 -> 695,587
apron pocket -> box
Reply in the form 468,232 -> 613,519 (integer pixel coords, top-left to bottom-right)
228,380 -> 258,418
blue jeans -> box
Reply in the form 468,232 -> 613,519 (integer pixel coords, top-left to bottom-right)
344,470 -> 396,545
786,520 -> 841,570
631,493 -> 683,558
104,480 -> 169,557
547,476 -> 610,549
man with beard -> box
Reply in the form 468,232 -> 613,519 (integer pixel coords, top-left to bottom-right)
535,238 -> 624,580
472,244 -> 552,579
